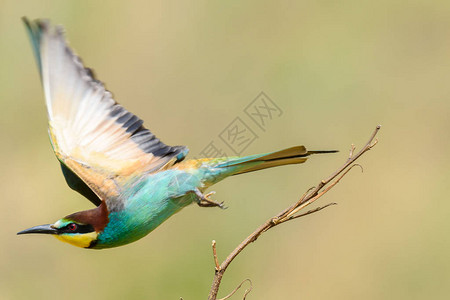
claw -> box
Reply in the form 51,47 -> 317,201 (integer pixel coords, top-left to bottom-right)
194,189 -> 226,209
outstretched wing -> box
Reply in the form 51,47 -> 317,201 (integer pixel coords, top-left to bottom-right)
23,18 -> 188,205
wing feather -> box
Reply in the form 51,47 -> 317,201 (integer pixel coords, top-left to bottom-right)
23,18 -> 188,204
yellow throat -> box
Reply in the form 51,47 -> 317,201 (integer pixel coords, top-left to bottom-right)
54,232 -> 98,248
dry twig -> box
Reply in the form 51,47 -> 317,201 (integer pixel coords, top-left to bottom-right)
217,279 -> 252,300
207,125 -> 381,300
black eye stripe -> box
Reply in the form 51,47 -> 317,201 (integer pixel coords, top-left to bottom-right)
59,223 -> 94,234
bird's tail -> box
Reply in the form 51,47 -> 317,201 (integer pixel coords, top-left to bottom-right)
214,146 -> 338,176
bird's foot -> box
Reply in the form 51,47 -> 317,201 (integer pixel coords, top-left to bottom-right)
194,189 -> 227,209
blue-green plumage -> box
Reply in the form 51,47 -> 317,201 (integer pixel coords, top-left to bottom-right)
96,170 -> 200,248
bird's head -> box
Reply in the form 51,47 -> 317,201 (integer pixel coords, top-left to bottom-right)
17,219 -> 98,248
18,202 -> 108,249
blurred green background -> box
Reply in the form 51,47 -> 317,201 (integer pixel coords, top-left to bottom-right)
1,0 -> 449,299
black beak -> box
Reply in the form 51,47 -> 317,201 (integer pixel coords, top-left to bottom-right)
17,224 -> 58,235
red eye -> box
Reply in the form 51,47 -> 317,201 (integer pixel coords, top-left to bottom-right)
68,223 -> 77,231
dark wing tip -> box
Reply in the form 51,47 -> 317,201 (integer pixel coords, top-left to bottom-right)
109,104 -> 189,162
21,16 -> 30,26
22,17 -> 51,76
22,17 -> 50,33
307,150 -> 339,154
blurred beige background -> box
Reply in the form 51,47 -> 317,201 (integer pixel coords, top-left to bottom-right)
1,1 -> 449,299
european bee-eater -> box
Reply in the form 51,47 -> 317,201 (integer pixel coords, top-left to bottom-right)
18,18 -> 337,249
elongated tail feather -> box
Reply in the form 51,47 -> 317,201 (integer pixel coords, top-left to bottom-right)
216,146 -> 338,176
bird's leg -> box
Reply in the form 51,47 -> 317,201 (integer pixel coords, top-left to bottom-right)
193,188 -> 226,209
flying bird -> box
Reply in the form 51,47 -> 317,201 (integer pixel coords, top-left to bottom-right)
18,18 -> 337,249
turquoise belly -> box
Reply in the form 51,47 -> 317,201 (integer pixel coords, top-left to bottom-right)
94,170 -> 201,249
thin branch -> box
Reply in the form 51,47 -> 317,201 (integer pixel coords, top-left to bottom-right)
283,186 -> 316,218
349,143 -> 356,159
212,240 -> 220,272
288,202 -> 337,221
207,125 -> 381,300
280,163 -> 363,222
307,125 -> 380,201
217,279 -> 252,300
